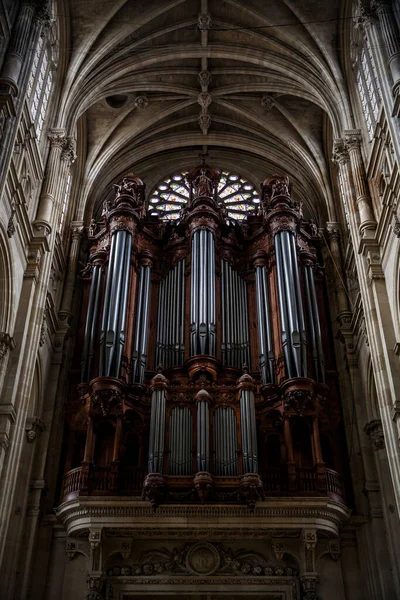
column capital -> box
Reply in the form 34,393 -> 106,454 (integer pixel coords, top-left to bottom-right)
48,128 -> 66,149
326,221 -> 341,240
71,221 -> 85,240
343,129 -> 362,149
61,137 -> 77,165
332,139 -> 349,165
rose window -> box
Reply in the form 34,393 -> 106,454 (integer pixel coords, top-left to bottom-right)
148,171 -> 261,221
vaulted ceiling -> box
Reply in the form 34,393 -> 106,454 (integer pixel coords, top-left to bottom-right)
57,0 -> 353,224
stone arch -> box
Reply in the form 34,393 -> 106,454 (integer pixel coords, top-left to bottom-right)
0,223 -> 13,337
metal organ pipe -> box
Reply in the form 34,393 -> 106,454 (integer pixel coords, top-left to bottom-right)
132,262 -> 151,383
156,259 -> 185,369
190,230 -> 216,356
81,264 -> 103,382
221,260 -> 251,369
275,231 -> 307,379
169,407 -> 192,475
304,264 -> 325,382
99,230 -> 132,378
214,407 -> 238,476
240,389 -> 258,473
196,392 -> 210,472
148,389 -> 166,473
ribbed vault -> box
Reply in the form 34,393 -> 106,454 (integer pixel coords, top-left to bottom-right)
56,0 -> 352,225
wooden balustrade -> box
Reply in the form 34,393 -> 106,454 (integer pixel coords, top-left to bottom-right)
60,464 -> 345,504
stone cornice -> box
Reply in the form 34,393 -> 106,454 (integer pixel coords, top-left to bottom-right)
55,497 -> 350,539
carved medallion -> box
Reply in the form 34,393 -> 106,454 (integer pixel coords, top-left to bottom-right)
185,542 -> 220,575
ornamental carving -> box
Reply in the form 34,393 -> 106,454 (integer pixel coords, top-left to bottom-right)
198,70 -> 211,89
261,95 -> 275,111
48,129 -> 66,149
197,12 -> 212,30
91,388 -> 122,416
198,92 -> 212,109
284,388 -> 314,415
106,542 -> 298,579
86,575 -> 105,600
134,95 -> 148,109
364,419 -> 385,450
332,139 -> 349,165
198,113 -> 211,135
0,332 -> 15,360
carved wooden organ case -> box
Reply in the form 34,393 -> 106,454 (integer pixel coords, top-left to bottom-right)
62,166 -> 347,510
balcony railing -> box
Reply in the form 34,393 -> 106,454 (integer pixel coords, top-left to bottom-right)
60,464 -> 345,505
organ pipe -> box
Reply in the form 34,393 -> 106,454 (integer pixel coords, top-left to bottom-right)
275,231 -> 307,378
169,407 -> 192,475
99,230 -> 132,378
214,407 -> 238,476
81,264 -> 103,382
304,263 -> 325,382
156,259 -> 185,368
254,263 -> 274,384
190,229 -> 216,356
148,389 -> 166,473
132,262 -> 151,383
240,389 -> 258,473
221,259 -> 251,369
196,390 -> 210,472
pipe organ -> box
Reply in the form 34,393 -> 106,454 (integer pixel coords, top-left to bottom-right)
63,166 -> 347,511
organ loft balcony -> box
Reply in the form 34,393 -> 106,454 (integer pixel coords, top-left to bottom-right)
56,166 -> 351,537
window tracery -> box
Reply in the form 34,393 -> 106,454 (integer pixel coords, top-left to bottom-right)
148,171 -> 261,221
27,31 -> 54,142
356,39 -> 381,139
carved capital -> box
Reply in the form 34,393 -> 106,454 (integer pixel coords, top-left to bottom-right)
344,129 -> 362,150
48,128 -> 66,149
61,137 -> 77,165
332,139 -> 349,165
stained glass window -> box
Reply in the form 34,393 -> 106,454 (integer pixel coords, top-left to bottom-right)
148,171 -> 260,221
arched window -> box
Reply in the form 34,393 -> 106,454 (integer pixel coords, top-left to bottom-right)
27,32 -> 54,141
148,170 -> 261,221
356,38 -> 381,139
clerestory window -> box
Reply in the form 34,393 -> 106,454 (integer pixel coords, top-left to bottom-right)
148,171 -> 261,221
356,39 -> 381,139
27,34 -> 54,142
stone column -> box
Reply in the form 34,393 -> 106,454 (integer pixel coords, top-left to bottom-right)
344,130 -> 376,236
325,223 -> 350,317
1,1 -> 36,93
59,222 -> 85,321
33,129 -> 67,235
372,0 -> 400,94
